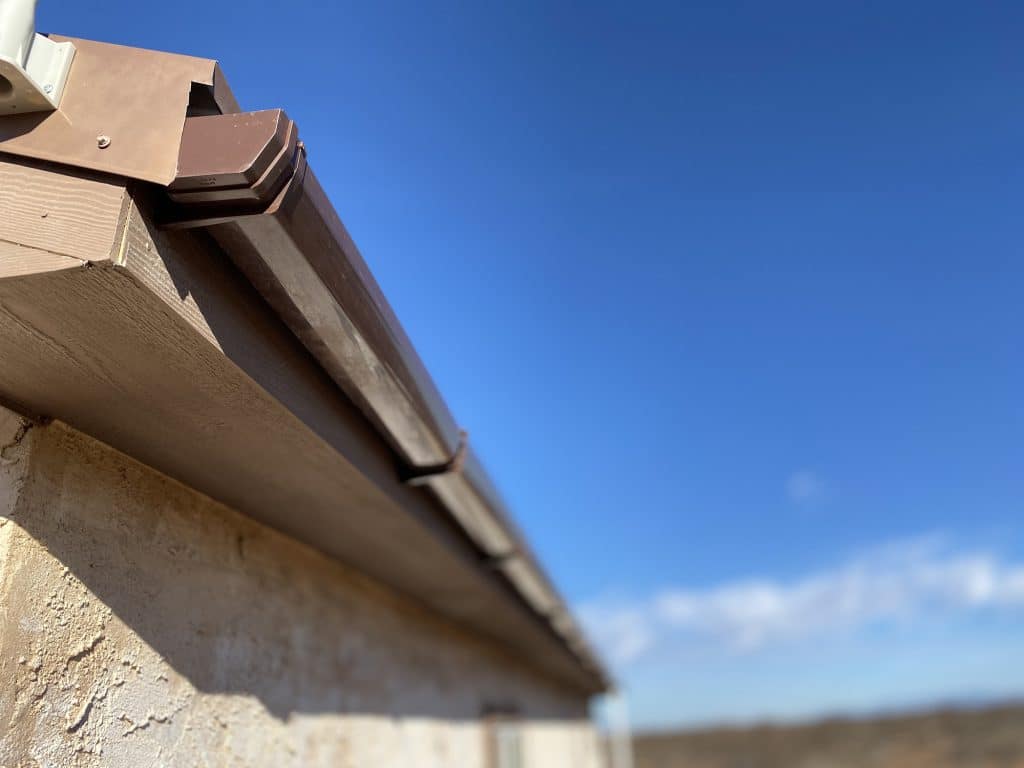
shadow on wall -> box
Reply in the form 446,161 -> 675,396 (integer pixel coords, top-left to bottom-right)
2,418 -> 587,724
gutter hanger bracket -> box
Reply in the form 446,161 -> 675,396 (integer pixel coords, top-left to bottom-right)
0,0 -> 75,114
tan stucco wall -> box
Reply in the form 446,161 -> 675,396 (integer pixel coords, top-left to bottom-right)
0,407 -> 601,767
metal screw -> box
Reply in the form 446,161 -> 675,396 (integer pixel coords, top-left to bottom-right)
97,135 -> 111,149
43,84 -> 52,94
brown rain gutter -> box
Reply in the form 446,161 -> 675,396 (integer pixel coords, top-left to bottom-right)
164,110 -> 604,680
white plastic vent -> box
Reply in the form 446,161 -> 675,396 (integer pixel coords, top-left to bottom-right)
0,0 -> 74,114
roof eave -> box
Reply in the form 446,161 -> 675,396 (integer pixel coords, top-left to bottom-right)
0,37 -> 610,692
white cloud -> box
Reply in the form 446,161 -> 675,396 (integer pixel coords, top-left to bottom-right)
576,600 -> 655,664
577,536 -> 1024,667
787,469 -> 824,503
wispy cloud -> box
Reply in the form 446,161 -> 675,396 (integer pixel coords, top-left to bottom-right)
786,469 -> 824,503
578,537 -> 1024,666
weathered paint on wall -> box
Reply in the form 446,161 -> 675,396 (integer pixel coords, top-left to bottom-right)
0,407 -> 601,767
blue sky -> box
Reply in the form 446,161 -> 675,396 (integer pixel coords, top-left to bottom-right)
45,1 -> 1024,728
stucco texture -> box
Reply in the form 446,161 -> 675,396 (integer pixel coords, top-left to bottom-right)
0,408 -> 600,767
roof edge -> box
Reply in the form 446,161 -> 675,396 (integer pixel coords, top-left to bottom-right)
167,110 -> 609,688
0,37 -> 610,691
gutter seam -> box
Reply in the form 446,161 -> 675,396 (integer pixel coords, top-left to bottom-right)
401,429 -> 468,486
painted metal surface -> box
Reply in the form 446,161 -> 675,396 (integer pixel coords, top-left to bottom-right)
169,110 -> 297,206
0,36 -> 238,183
198,157 -> 465,469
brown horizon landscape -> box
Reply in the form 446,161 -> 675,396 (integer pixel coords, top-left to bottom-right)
632,702 -> 1024,768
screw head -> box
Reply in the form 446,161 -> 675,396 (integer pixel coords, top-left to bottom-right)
43,84 -> 53,94
96,135 -> 111,149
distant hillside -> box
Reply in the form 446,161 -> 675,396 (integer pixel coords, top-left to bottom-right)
633,703 -> 1024,768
